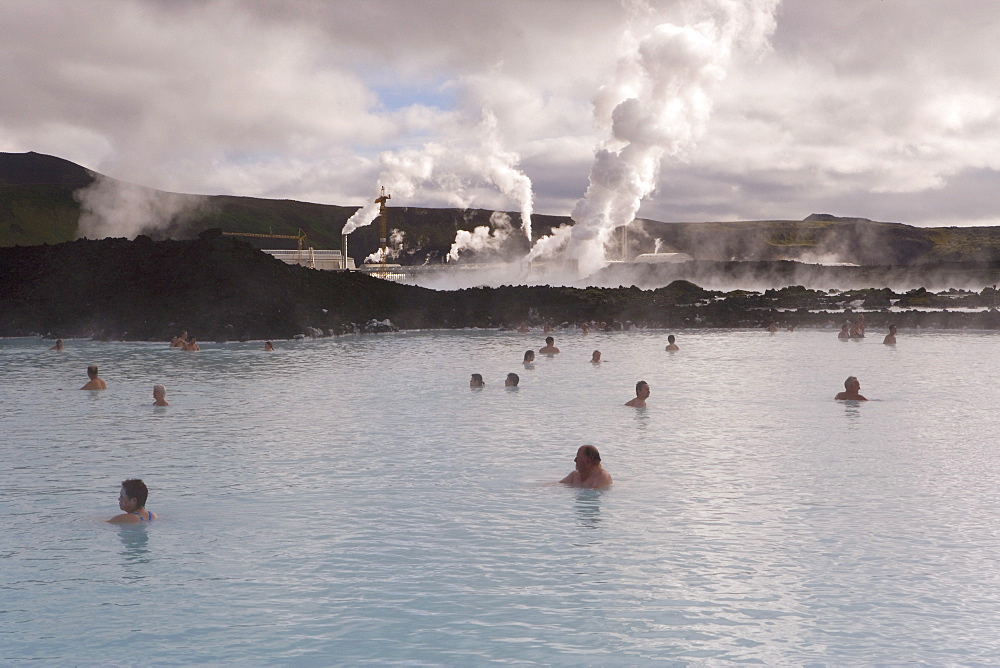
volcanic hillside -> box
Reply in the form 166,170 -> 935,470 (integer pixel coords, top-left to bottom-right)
4,150 -> 1000,264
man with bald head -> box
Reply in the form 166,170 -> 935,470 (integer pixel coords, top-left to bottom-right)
560,445 -> 613,489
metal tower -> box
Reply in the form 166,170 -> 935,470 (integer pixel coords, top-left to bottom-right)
375,186 -> 391,274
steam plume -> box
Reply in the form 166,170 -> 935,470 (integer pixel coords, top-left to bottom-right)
341,108 -> 534,240
75,175 -> 207,239
477,111 -> 534,242
529,0 -> 780,276
364,228 -> 406,264
448,211 -> 515,261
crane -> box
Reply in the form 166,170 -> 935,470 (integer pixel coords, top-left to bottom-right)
222,228 -> 309,265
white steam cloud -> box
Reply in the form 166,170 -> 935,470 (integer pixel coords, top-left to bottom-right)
342,108 -> 533,240
75,175 -> 207,239
448,211 -> 515,261
529,0 -> 780,276
364,228 -> 406,264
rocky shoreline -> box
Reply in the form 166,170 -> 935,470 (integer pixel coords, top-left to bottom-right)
3,234 -> 1000,342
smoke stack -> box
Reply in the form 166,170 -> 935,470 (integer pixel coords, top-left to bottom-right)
342,233 -> 349,270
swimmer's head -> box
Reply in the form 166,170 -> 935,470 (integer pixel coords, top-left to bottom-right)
668,335 -> 675,343
470,373 -> 484,387
888,324 -> 897,333
153,384 -> 166,398
636,380 -> 649,397
545,336 -> 554,345
845,376 -> 860,391
505,372 -> 519,387
523,350 -> 534,362
591,350 -> 601,361
120,478 -> 149,509
87,365 -> 99,378
575,444 -> 601,467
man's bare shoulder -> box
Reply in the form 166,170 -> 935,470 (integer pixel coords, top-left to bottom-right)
560,471 -> 582,485
584,471 -> 613,489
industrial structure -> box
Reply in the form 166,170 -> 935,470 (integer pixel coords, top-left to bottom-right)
265,248 -> 354,270
374,185 -> 391,275
223,228 -> 354,270
222,228 -> 309,264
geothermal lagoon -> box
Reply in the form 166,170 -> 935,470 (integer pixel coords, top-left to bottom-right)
4,328 -> 1000,663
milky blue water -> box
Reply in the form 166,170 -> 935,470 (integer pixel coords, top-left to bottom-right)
3,328 -> 1000,664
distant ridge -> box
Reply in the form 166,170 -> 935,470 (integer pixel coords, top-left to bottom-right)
0,151 -> 95,188
4,151 -> 1000,264
803,213 -> 874,223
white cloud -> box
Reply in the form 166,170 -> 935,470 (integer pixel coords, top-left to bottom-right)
1,0 -> 999,232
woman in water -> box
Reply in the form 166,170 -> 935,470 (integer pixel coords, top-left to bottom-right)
108,479 -> 157,523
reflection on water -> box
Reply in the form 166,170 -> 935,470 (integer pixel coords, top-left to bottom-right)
630,405 -> 650,430
574,490 -> 603,529
840,401 -> 863,423
117,526 -> 151,567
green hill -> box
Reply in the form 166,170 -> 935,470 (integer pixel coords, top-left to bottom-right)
4,151 -> 1000,265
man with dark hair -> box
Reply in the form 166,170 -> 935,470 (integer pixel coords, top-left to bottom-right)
108,479 -> 157,523
834,376 -> 868,401
539,336 -> 560,354
625,380 -> 649,408
505,372 -> 519,387
470,373 -> 485,388
81,365 -> 107,390
665,334 -> 679,351
560,445 -> 613,489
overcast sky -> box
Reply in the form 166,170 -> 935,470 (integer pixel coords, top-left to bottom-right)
2,0 -> 999,227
